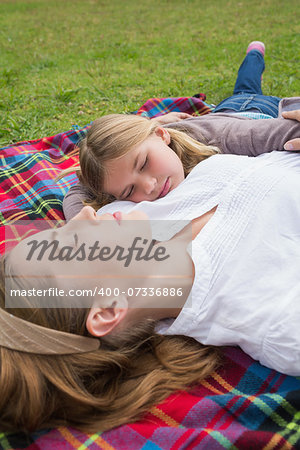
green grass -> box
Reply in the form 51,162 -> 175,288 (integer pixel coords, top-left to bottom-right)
0,0 -> 299,146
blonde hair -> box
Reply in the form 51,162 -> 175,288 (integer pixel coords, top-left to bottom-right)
0,254 -> 221,433
59,114 -> 220,210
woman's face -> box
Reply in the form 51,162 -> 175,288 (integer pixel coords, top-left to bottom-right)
8,207 -> 193,310
102,128 -> 185,203
10,206 -> 152,286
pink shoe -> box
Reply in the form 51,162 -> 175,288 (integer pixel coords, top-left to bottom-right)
246,41 -> 265,57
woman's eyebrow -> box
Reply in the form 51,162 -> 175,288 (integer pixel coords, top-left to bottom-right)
119,154 -> 140,198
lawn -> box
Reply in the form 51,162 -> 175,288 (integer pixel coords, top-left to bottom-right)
0,0 -> 299,146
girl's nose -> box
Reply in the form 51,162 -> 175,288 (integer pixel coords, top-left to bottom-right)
142,176 -> 157,195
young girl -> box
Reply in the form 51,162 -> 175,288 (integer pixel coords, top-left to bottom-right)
62,41 -> 300,220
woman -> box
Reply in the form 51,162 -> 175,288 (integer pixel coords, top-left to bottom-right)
1,145 -> 300,433
0,208 -> 220,433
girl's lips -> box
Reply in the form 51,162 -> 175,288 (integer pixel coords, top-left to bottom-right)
158,177 -> 170,199
113,211 -> 122,225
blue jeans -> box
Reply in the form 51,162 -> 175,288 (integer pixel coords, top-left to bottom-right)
213,50 -> 281,118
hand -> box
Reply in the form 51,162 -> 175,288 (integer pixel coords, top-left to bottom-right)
282,110 -> 300,150
156,112 -> 193,125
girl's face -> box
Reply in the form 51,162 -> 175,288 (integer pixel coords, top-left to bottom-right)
102,127 -> 185,203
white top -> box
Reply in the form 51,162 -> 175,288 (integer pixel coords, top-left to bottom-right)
98,151 -> 300,376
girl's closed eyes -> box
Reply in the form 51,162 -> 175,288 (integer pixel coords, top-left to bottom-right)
124,156 -> 149,199
124,186 -> 133,200
141,156 -> 148,170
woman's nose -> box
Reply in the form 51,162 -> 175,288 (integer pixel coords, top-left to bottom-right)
72,205 -> 97,221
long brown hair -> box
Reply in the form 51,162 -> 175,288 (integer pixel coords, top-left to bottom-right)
0,253 -> 221,433
58,114 -> 220,210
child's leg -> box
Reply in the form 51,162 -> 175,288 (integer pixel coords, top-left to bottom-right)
212,41 -> 281,117
233,45 -> 265,95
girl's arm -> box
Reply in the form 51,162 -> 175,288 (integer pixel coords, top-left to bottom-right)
63,183 -> 92,221
220,116 -> 300,156
167,114 -> 300,156
156,112 -> 192,124
283,110 -> 300,150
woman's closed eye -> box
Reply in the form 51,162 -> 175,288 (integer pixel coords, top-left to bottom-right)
73,232 -> 79,248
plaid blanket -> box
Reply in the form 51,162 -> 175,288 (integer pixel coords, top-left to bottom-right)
1,96 -> 300,449
135,93 -> 213,117
1,347 -> 300,449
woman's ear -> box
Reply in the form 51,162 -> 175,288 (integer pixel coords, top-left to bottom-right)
86,295 -> 128,337
155,127 -> 171,145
